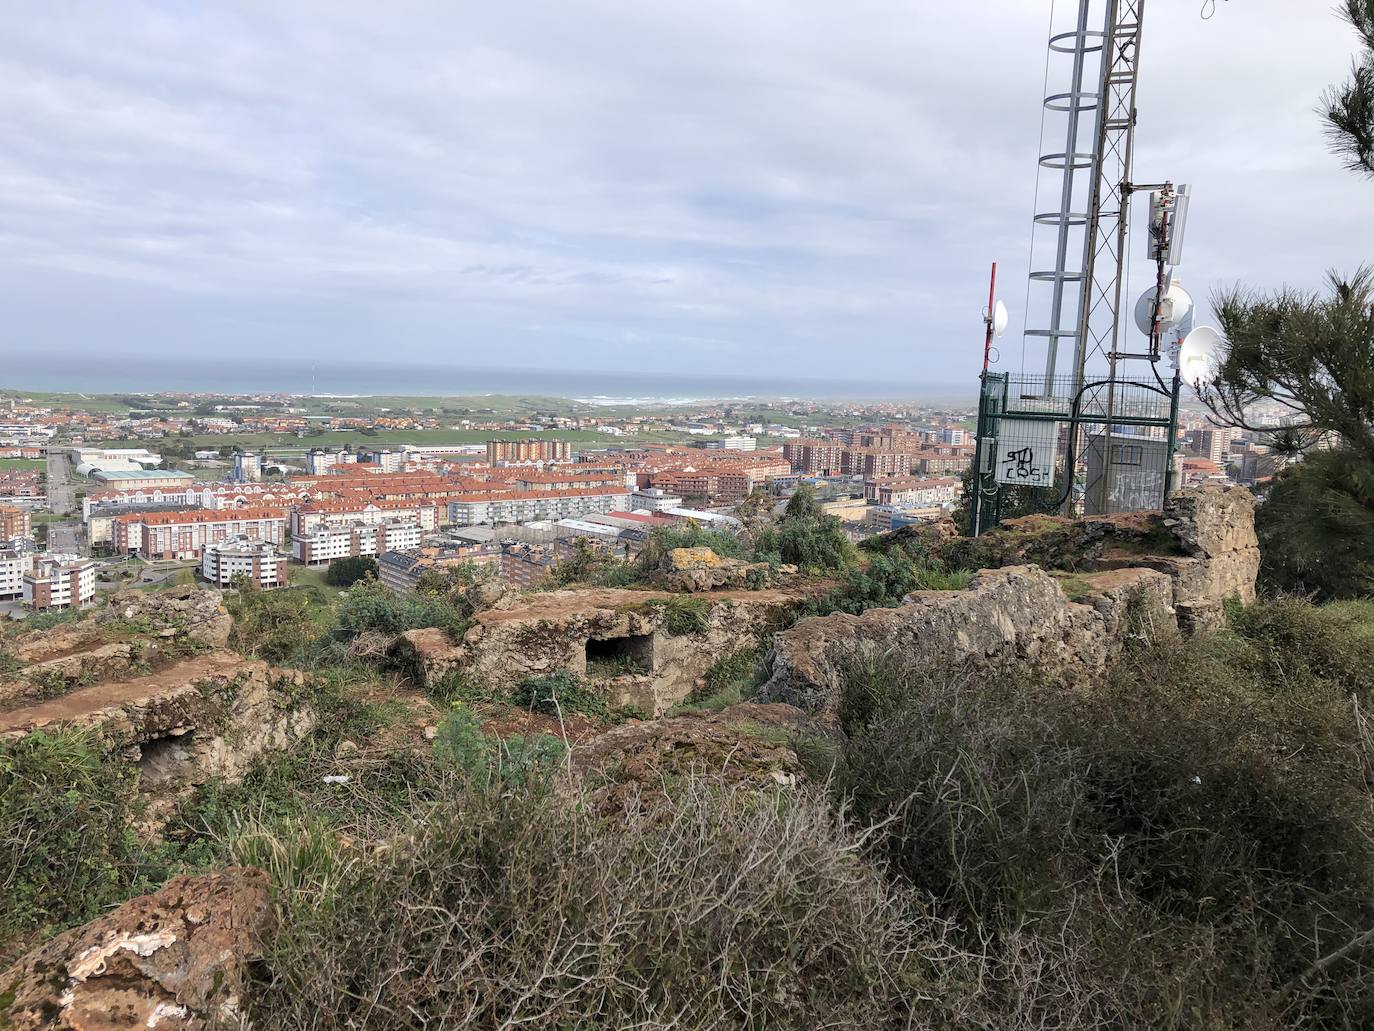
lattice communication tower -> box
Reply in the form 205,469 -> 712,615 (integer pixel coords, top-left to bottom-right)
970,0 -> 1187,534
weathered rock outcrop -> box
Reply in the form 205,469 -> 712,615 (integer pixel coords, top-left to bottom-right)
759,486 -> 1258,715
762,564 -> 1173,714
1,867 -> 271,1030
1077,487 -> 1259,631
0,652 -> 315,811
654,547 -> 795,593
394,586 -> 814,715
1159,486 -> 1261,628
97,585 -> 234,650
0,588 -> 234,710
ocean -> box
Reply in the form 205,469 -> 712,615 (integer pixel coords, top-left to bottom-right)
2,353 -> 974,404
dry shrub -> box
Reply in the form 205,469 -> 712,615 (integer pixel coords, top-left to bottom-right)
237,775 -> 988,1030
831,620 -> 1374,1030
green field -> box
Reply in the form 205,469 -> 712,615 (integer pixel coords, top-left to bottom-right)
0,458 -> 44,471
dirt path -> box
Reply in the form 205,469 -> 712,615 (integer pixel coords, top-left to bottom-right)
0,651 -> 246,736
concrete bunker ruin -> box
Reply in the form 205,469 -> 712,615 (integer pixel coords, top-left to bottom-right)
584,631 -> 655,675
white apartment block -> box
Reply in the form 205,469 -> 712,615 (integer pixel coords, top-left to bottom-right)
290,500 -> 438,537
201,536 -> 288,589
306,449 -> 358,476
706,436 -> 757,451
447,488 -> 630,527
629,488 -> 684,512
0,549 -> 34,599
23,555 -> 97,611
233,452 -> 263,482
361,449 -> 405,473
292,520 -> 422,565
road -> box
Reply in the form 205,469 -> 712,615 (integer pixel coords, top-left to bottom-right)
44,447 -> 83,555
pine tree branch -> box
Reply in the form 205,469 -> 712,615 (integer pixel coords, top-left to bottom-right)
1324,1 -> 1374,177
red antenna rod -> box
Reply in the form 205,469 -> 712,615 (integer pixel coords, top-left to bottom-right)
982,262 -> 998,371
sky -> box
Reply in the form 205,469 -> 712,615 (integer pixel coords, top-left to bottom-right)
0,0 -> 1370,391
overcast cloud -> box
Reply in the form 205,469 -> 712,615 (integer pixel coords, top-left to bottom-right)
0,0 -> 1369,387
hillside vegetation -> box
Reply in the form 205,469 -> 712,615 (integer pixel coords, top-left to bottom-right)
5,491 -> 1374,1027
3,585 -> 1374,1026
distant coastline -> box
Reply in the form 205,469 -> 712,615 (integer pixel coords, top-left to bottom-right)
2,353 -> 974,404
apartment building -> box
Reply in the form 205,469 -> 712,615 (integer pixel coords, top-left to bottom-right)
24,555 -> 97,610
786,438 -> 973,480
447,487 -> 630,526
359,449 -> 405,473
506,470 -> 632,491
114,508 -> 287,559
647,459 -> 790,503
629,487 -> 684,512
306,449 -> 358,476
377,543 -> 503,594
0,505 -> 31,540
705,436 -> 757,451
1186,427 -> 1232,466
866,505 -> 946,533
290,498 -> 439,537
291,520 -> 422,565
782,440 -> 846,476
71,447 -> 162,470
201,536 -> 288,589
912,450 -> 972,476
486,439 -> 573,464
0,549 -> 34,599
232,453 -> 263,482
864,476 -> 961,508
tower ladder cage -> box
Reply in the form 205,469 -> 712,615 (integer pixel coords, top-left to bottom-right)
970,0 -> 1182,536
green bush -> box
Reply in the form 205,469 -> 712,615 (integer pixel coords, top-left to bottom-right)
548,526 -> 747,589
754,486 -> 855,573
431,705 -> 567,790
324,555 -> 378,588
0,729 -> 171,946
167,687 -> 438,864
636,523 -> 747,568
1231,594 -> 1374,696
424,669 -> 490,706
491,733 -> 567,789
512,671 -> 615,721
228,581 -> 320,663
430,705 -> 491,783
830,618 -> 1374,1028
1254,445 -> 1374,600
679,645 -> 767,713
7,606 -> 85,637
334,578 -> 469,642
656,595 -> 711,636
542,539 -> 630,588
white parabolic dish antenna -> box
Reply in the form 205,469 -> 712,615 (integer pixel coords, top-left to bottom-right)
1178,326 -> 1224,382
1133,280 -> 1194,336
992,300 -> 1009,338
